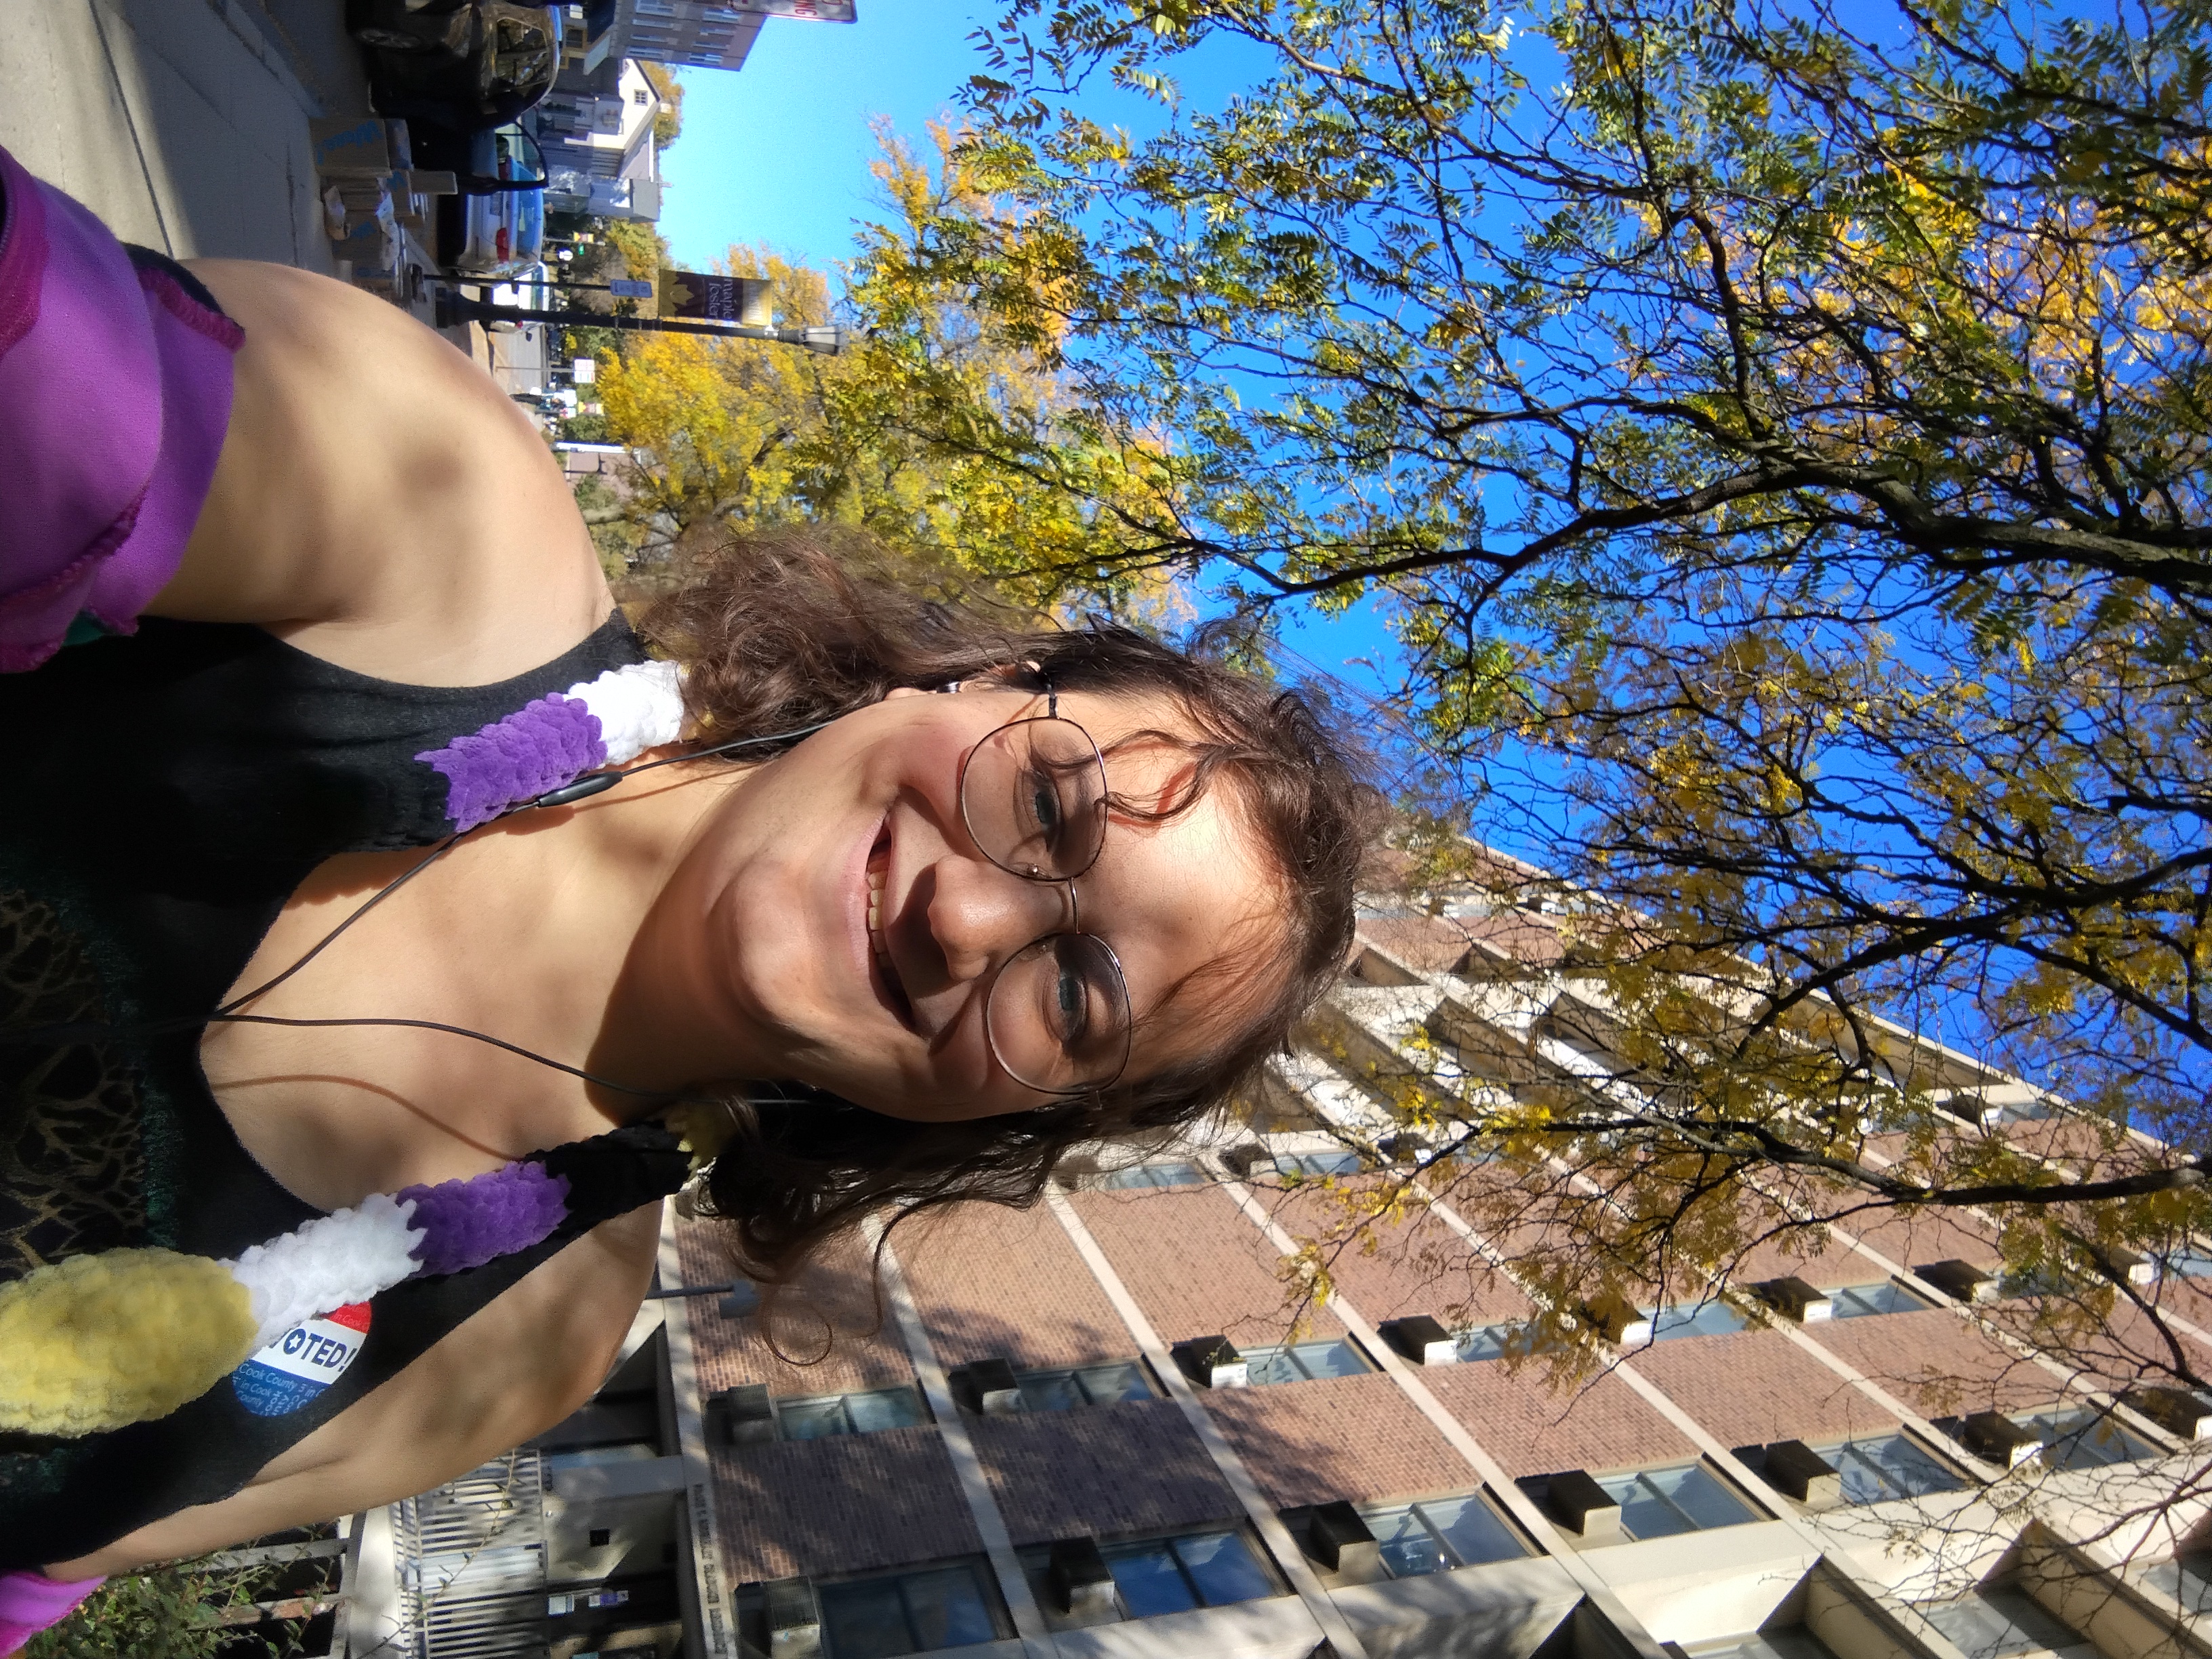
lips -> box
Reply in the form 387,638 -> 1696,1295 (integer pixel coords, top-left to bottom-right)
865,822 -> 915,1028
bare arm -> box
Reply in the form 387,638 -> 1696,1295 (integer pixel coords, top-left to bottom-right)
159,261 -> 612,686
43,1204 -> 663,1579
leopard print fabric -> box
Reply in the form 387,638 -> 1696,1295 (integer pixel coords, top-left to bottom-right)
0,887 -> 146,1279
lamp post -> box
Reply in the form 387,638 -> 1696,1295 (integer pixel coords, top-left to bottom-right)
434,290 -> 850,354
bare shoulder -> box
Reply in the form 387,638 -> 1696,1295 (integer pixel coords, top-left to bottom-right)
156,260 -> 612,685
47,1203 -> 664,1578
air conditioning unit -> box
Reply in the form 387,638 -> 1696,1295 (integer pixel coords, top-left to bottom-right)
1305,1500 -> 1382,1578
1918,1261 -> 1999,1305
1760,1440 -> 1843,1507
2122,1386 -> 2212,1440
1543,1470 -> 1623,1540
764,1577 -> 821,1659
711,1383 -> 775,1446
1046,1539 -> 1115,1618
1170,1336 -> 1248,1389
947,1358 -> 1023,1416
1378,1315 -> 1457,1366
1959,1411 -> 2043,1469
1755,1277 -> 1835,1322
1581,1293 -> 1653,1346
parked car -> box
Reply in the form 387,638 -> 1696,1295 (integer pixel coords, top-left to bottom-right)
489,263 -> 556,323
347,0 -> 561,134
414,123 -> 546,276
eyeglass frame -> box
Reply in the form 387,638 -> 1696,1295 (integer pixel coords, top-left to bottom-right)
947,680 -> 1135,1097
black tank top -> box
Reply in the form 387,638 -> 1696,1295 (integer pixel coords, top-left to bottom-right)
0,616 -> 689,1566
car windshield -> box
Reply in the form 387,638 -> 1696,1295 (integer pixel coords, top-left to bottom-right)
489,128 -> 544,186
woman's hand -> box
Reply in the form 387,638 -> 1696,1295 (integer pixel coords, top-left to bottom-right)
157,261 -> 613,685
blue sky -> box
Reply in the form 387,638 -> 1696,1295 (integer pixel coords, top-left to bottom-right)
653,5 -> 1408,710
656,3 -> 1001,276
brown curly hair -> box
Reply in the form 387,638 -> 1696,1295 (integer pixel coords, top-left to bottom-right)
640,526 -> 1382,1279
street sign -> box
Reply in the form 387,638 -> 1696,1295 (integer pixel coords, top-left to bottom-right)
659,270 -> 773,327
730,0 -> 857,18
607,279 -> 654,298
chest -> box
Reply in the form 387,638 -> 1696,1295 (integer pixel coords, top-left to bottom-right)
197,839 -> 625,1211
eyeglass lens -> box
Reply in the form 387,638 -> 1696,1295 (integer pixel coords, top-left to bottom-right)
959,716 -> 1108,880
958,716 -> 1132,1092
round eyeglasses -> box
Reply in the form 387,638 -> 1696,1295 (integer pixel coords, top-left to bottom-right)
956,687 -> 1134,1096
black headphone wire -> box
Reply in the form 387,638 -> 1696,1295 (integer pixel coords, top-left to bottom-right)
2,718 -> 833,1108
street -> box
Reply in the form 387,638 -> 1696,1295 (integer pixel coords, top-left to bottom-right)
0,0 -> 384,270
2,1 -> 566,396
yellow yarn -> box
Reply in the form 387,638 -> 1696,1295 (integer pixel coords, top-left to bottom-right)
0,1250 -> 257,1436
664,1099 -> 739,1170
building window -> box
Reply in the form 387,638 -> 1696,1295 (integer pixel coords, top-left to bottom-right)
548,1586 -> 628,1615
818,1562 -> 1004,1657
1244,1338 -> 1371,1384
1680,1631 -> 1841,1659
775,1386 -> 925,1441
1826,1281 -> 1931,1318
1015,1361 -> 1153,1412
1092,1161 -> 1206,1189
1016,1531 -> 1282,1627
2018,1406 -> 2158,1469
2161,1246 -> 2212,1279
545,1442 -> 661,1478
1101,1531 -> 1278,1618
1917,1586 -> 2086,1659
1266,1149 -> 1366,1179
1452,1322 -> 1524,1362
1643,1301 -> 1750,1341
1806,1434 -> 1968,1503
1594,1462 -> 1759,1540
2144,1553 -> 2212,1614
1359,1494 -> 1528,1576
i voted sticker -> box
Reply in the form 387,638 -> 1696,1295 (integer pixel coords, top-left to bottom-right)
230,1303 -> 372,1416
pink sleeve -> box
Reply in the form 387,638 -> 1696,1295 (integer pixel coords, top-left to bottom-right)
0,144 -> 241,672
0,1570 -> 104,1654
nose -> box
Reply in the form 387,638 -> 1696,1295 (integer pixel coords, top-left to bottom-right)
924,856 -> 1074,985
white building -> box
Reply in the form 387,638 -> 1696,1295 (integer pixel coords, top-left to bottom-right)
537,56 -> 664,222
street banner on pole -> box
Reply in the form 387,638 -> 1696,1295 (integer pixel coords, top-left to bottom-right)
658,270 -> 773,327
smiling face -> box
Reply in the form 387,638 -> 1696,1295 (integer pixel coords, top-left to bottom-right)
658,683 -> 1288,1120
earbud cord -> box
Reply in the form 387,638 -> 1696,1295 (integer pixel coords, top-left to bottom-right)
7,719 -> 833,1104
212,719 -> 830,1020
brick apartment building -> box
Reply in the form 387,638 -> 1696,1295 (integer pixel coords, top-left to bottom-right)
331,897 -> 2212,1659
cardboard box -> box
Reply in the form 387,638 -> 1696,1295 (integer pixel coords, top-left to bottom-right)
325,176 -> 392,211
310,117 -> 413,176
330,211 -> 400,278
310,117 -> 392,176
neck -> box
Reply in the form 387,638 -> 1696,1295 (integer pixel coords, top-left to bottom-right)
556,758 -> 762,1108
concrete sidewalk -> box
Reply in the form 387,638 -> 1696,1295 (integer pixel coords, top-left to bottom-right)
0,0 -> 373,269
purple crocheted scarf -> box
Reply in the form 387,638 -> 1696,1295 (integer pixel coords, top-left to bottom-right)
416,694 -> 607,833
396,1160 -> 571,1277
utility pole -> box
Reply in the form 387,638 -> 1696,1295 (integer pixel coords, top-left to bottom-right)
434,291 -> 849,354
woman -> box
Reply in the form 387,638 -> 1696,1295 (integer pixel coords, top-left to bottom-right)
0,150 -> 1374,1635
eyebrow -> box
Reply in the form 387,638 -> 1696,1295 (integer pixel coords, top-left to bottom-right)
1125,905 -> 1286,1064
